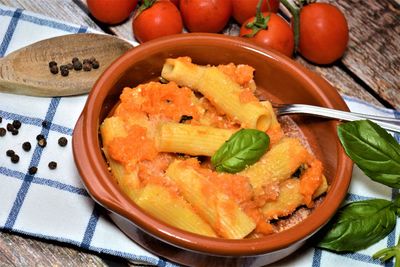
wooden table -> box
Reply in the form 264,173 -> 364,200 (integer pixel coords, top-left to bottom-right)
0,0 -> 398,266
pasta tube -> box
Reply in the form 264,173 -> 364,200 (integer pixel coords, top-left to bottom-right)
135,183 -> 217,237
166,160 -> 256,239
161,58 -> 272,131
155,122 -> 236,156
262,175 -> 328,220
240,138 -> 311,190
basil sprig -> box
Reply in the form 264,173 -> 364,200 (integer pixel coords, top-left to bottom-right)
337,120 -> 400,188
373,233 -> 400,266
318,197 -> 400,252
318,120 -> 400,258
211,129 -> 269,173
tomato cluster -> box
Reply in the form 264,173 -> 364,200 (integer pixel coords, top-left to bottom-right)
87,0 -> 349,65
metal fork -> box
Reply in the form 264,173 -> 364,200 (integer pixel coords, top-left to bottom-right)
272,103 -> 400,133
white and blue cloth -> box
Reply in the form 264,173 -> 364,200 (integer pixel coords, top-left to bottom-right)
0,4 -> 399,267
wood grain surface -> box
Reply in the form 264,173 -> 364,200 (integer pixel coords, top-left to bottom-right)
0,0 -> 398,266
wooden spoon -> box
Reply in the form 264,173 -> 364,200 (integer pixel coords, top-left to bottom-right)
0,33 -> 134,97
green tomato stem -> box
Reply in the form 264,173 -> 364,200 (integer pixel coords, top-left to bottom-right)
280,0 -> 300,53
244,0 -> 271,38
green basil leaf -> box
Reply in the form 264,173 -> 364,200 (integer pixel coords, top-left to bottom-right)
337,120 -> 400,188
318,198 -> 396,252
211,129 -> 269,173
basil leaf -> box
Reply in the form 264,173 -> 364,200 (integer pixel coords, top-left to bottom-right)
211,129 -> 269,173
337,120 -> 400,188
318,198 -> 396,252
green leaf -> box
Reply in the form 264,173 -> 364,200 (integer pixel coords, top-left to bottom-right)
337,120 -> 400,188
318,198 -> 396,252
211,129 -> 269,173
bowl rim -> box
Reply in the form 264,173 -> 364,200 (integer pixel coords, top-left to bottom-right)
72,33 -> 353,256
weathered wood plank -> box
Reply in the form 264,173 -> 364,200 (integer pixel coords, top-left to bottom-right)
0,232 -> 110,266
324,0 -> 400,108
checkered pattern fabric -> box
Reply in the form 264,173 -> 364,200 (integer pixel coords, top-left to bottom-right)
0,4 -> 399,267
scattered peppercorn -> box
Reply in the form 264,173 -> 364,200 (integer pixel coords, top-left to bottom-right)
48,61 -> 57,68
11,154 -> 19,163
6,123 -> 14,132
11,129 -> 18,135
50,65 -> 59,74
72,57 -> 79,63
42,120 -> 48,128
36,134 -> 45,141
48,161 -> 57,170
0,128 -> 6,137
66,63 -> 74,70
83,62 -> 92,71
12,120 -> 21,129
22,141 -> 31,152
28,166 -> 37,175
83,58 -> 92,65
60,68 -> 69,77
91,60 -> 100,69
6,149 -> 15,157
73,60 -> 82,71
58,137 -> 68,147
0,117 -> 2,123
38,138 -> 47,148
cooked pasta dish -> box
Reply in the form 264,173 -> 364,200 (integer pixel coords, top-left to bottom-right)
100,57 -> 327,239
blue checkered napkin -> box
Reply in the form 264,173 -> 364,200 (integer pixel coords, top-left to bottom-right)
0,5 -> 399,267
0,5 -> 174,267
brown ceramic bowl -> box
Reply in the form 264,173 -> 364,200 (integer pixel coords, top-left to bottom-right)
73,33 -> 352,266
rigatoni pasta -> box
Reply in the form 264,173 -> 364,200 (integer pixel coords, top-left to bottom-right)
161,58 -> 272,131
100,57 -> 329,239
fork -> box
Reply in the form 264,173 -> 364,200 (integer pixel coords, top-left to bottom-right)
272,103 -> 400,133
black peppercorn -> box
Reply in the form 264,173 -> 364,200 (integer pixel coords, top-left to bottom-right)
11,154 -> 19,163
66,63 -> 74,70
42,120 -> 48,128
0,116 -> 2,123
48,161 -> 57,170
6,123 -> 14,132
38,138 -> 47,148
11,129 -> 18,135
6,149 -> 15,157
50,65 -> 59,74
73,60 -> 82,71
0,128 -> 6,137
91,60 -> 100,69
58,137 -> 68,147
83,58 -> 92,65
72,57 -> 79,63
22,141 -> 31,152
48,61 -> 57,68
83,62 -> 92,71
28,166 -> 37,175
36,134 -> 45,141
12,120 -> 21,129
60,68 -> 69,77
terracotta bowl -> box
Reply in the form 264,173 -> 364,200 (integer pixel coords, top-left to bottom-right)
73,33 -> 353,267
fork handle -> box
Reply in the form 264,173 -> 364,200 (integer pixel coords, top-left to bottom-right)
278,104 -> 400,133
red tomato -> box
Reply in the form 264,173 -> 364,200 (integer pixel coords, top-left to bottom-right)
180,0 -> 232,33
240,13 -> 294,57
132,0 -> 183,43
169,0 -> 180,7
87,0 -> 138,24
232,0 -> 280,25
299,3 -> 349,65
